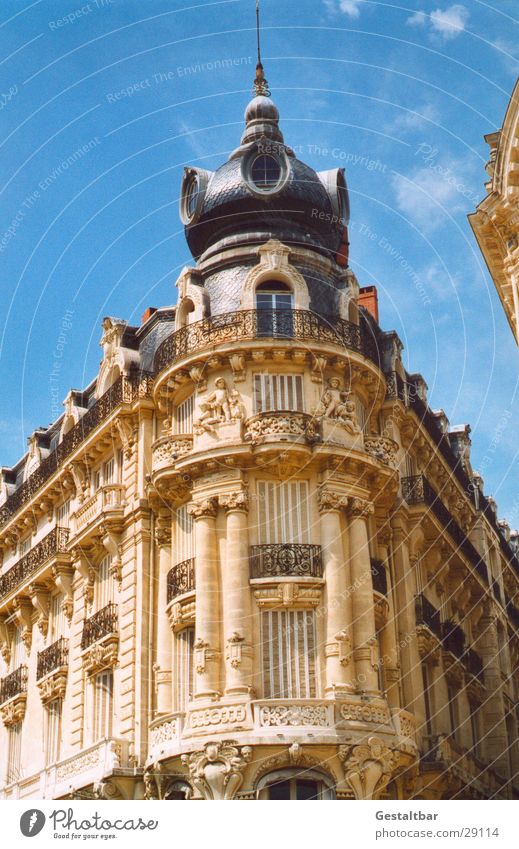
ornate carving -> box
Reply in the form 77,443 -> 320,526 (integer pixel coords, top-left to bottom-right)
219,489 -> 249,513
339,701 -> 390,725
190,705 -> 248,729
112,415 -> 135,459
339,736 -> 396,800
1,694 -> 27,727
244,412 -> 319,445
317,487 -> 349,513
29,583 -> 50,636
325,630 -> 351,666
364,437 -> 399,467
38,670 -> 68,705
194,639 -> 219,674
314,378 -> 361,434
253,584 -> 322,608
152,435 -> 193,470
82,634 -> 119,675
258,704 -> 330,727
181,740 -> 252,800
348,498 -> 374,519
56,740 -> 123,781
194,378 -> 243,434
150,718 -> 180,746
187,498 -> 218,521
11,597 -> 33,653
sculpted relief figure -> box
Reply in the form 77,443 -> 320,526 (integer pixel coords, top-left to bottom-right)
195,378 -> 243,434
314,377 -> 361,435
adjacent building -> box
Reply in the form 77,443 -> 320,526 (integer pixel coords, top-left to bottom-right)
1,63 -> 518,801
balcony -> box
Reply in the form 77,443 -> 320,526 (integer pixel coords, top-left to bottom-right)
0,527 -> 70,600
0,665 -> 28,705
0,374 -> 153,531
415,594 -> 442,639
37,637 -> 69,680
441,620 -> 466,659
152,434 -> 193,474
81,603 -> 118,650
402,475 -> 489,585
244,411 -> 320,447
250,544 -> 323,579
154,309 -> 379,375
167,558 -> 195,602
73,484 -> 125,537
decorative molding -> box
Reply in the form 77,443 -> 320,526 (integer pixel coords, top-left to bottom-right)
219,489 -> 249,514
317,487 -> 349,513
339,701 -> 391,725
38,670 -> 67,705
348,498 -> 375,519
190,704 -> 248,730
10,597 -> 33,653
194,378 -> 244,435
187,498 -> 218,521
1,693 -> 27,727
339,736 -> 396,800
314,378 -> 361,434
257,703 -> 330,728
150,718 -> 180,746
28,583 -> 50,636
364,437 -> 399,467
181,740 -> 252,800
82,635 -> 119,676
253,583 -> 322,609
325,630 -> 351,666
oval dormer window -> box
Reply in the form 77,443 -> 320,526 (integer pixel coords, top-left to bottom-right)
251,154 -> 281,190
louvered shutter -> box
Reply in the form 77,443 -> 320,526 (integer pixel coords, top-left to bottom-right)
256,481 -> 310,544
176,394 -> 194,434
173,627 -> 194,711
261,610 -> 317,699
174,505 -> 194,563
253,375 -> 304,413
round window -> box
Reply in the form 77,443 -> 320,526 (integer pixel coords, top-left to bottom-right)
251,154 -> 281,190
185,174 -> 199,218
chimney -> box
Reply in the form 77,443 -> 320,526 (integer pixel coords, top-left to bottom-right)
141,307 -> 157,325
359,286 -> 379,323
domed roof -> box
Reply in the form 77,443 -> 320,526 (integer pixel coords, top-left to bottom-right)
181,64 -> 349,262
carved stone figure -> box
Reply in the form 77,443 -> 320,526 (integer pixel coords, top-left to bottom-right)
314,378 -> 361,434
195,378 -> 243,433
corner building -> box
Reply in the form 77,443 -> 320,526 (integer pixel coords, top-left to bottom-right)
1,66 -> 519,801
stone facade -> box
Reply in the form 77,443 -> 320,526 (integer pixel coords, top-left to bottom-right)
0,67 -> 518,802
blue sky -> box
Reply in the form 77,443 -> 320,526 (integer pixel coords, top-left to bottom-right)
0,0 -> 517,524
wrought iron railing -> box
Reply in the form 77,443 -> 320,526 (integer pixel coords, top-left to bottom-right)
81,603 -> 118,650
0,527 -> 70,599
371,559 -> 388,595
0,373 -> 153,530
415,593 -> 442,639
480,492 -> 519,580
402,475 -> 489,586
154,309 -> 379,374
0,665 -> 28,704
167,558 -> 195,602
464,648 -> 484,680
249,543 -> 323,579
37,637 -> 69,681
441,620 -> 466,658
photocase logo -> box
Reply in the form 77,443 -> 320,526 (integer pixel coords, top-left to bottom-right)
20,810 -> 46,837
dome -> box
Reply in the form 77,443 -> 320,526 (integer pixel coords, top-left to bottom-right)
180,63 -> 350,263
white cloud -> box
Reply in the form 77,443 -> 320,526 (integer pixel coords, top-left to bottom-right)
388,103 -> 441,134
407,4 -> 469,40
391,154 -> 477,232
324,0 -> 363,18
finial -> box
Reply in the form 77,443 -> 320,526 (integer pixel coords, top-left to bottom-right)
254,1 -> 271,97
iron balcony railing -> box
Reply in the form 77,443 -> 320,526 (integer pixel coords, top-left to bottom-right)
154,308 -> 380,374
401,475 -> 489,586
0,373 -> 153,531
0,527 -> 69,599
0,665 -> 28,704
81,603 -> 118,650
371,559 -> 388,595
36,637 -> 69,681
415,593 -> 442,639
167,558 -> 195,602
441,620 -> 466,659
249,543 -> 323,579
464,648 -> 484,681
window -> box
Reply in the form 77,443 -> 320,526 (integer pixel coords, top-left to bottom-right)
255,281 -> 293,337
355,396 -> 367,433
49,594 -> 65,643
174,505 -> 195,564
253,374 -> 304,414
470,702 -> 480,758
173,627 -> 194,712
45,699 -> 62,766
93,670 -> 113,741
262,609 -> 317,699
103,457 -> 115,485
6,721 -> 22,784
447,684 -> 459,742
422,664 -> 433,738
258,769 -> 334,800
251,154 -> 281,189
10,627 -> 23,672
96,555 -> 113,610
56,499 -> 70,529
256,480 -> 310,544
175,394 -> 195,435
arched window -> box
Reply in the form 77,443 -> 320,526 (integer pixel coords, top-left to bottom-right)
255,280 -> 293,337
257,768 -> 335,800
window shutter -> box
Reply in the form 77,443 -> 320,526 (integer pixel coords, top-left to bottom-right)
45,699 -> 62,766
7,721 -> 22,783
49,594 -> 65,641
173,627 -> 194,712
97,556 -> 113,609
261,610 -> 317,699
176,394 -> 194,434
94,670 -> 113,740
103,457 -> 115,484
57,499 -> 70,528
256,481 -> 310,544
253,375 -> 304,413
174,505 -> 194,563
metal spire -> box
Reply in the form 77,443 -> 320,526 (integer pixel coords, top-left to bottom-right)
253,1 -> 271,97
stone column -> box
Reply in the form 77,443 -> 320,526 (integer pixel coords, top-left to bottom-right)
188,498 -> 220,700
378,531 -> 401,710
317,488 -> 355,694
390,517 -> 426,734
219,490 -> 253,696
477,609 -> 509,778
155,512 -> 172,715
347,498 -> 379,694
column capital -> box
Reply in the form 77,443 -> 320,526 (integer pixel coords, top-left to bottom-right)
188,497 -> 218,520
317,487 -> 349,514
218,488 -> 249,514
347,497 -> 374,519
154,510 -> 172,547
